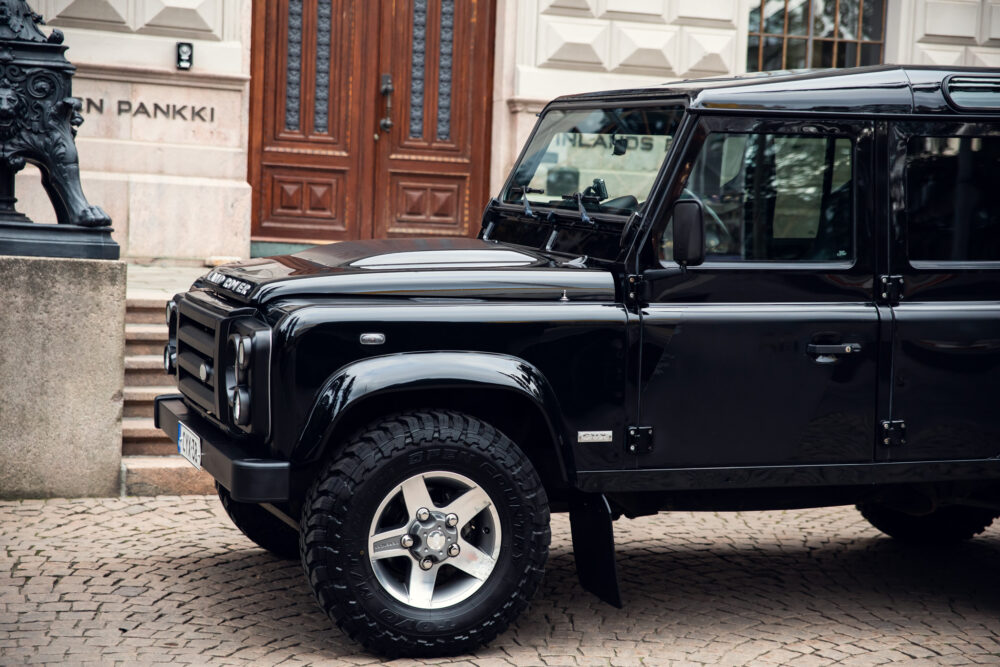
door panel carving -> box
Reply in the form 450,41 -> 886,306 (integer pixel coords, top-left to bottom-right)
391,174 -> 465,232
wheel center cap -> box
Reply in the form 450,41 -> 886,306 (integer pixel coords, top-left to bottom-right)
425,530 -> 446,551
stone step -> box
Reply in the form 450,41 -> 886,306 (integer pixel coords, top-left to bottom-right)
122,415 -> 171,442
122,455 -> 215,496
125,323 -> 169,356
126,297 -> 168,325
123,386 -> 175,419
125,355 -> 172,386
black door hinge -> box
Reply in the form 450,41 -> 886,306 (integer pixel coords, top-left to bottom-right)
625,274 -> 644,304
880,419 -> 906,447
878,275 -> 904,303
626,426 -> 653,454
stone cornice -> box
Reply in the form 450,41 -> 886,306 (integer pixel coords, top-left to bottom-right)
74,63 -> 249,91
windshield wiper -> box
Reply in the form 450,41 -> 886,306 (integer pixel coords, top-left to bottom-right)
509,185 -> 543,218
560,192 -> 592,223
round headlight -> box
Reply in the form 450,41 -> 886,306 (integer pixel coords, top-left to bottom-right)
237,336 -> 251,369
230,387 -> 250,426
165,300 -> 176,326
163,345 -> 176,374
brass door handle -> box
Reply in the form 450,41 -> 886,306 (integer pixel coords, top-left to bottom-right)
379,73 -> 393,131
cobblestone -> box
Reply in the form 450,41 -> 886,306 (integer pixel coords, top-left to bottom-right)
1,497 -> 998,665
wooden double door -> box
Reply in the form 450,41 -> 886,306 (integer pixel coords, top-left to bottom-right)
249,0 -> 495,243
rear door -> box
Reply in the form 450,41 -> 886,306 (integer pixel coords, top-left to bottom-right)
883,121 -> 1000,462
637,115 -> 880,469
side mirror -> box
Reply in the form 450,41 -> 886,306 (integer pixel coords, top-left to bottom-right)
672,199 -> 705,267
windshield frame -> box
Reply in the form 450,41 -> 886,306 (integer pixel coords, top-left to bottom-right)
497,97 -> 690,225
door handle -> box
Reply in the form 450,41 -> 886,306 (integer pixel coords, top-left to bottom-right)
379,73 -> 393,131
807,343 -> 861,355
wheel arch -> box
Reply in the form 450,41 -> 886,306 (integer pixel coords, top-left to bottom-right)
295,352 -> 574,498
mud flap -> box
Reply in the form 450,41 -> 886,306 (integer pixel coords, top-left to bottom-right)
569,492 -> 622,608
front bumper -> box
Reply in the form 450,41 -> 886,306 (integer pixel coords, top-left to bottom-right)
154,395 -> 289,502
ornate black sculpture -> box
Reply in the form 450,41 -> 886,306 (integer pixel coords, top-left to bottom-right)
0,0 -> 117,259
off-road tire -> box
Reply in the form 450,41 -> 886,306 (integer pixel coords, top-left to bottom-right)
858,503 -> 998,545
216,483 -> 300,560
299,410 -> 551,658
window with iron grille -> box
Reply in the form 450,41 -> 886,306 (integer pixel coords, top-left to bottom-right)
747,0 -> 887,72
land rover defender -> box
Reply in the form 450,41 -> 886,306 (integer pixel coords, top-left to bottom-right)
156,66 -> 1000,657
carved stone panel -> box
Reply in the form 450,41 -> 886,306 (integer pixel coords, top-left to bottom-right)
136,0 -> 224,41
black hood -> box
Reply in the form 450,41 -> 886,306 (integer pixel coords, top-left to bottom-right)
197,237 -> 616,304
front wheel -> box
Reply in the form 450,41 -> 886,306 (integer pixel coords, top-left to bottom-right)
300,410 -> 550,657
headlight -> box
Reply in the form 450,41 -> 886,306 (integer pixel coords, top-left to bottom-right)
237,336 -> 251,370
229,334 -> 252,384
163,344 -> 176,374
165,300 -> 176,326
230,387 -> 250,425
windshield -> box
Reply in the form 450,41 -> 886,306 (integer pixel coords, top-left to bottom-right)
503,105 -> 685,218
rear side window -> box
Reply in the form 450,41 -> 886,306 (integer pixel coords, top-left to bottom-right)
906,136 -> 1000,262
660,132 -> 853,263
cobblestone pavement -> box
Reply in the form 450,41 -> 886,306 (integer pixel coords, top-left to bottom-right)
2,497 -> 999,666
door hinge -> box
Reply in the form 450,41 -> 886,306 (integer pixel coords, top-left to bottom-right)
626,426 -> 653,454
880,419 -> 906,447
625,274 -> 644,304
878,274 -> 904,303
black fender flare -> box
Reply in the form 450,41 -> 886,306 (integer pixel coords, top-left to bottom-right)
295,351 -> 574,478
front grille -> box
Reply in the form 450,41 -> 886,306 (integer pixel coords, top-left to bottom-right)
175,292 -> 235,417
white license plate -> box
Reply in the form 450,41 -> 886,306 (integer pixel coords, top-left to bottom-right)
177,422 -> 202,469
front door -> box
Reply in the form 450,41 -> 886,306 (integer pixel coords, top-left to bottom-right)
637,116 -> 880,469
883,120 -> 1000,462
249,0 -> 494,244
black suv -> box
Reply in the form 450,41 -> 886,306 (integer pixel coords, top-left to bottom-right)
157,66 -> 1000,657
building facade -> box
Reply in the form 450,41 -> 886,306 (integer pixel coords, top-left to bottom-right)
12,0 -> 1000,262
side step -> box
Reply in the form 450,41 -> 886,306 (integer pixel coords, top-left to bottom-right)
569,493 -> 622,608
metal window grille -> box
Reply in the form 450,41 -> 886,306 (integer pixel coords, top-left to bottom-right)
747,0 -> 887,72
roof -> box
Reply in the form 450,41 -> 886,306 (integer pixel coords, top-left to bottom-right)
555,65 -> 1000,115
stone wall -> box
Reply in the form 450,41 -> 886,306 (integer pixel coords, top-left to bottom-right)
14,0 -> 252,263
0,256 -> 126,499
885,0 -> 1000,67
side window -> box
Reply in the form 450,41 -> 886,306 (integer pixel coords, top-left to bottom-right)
906,135 -> 1000,262
660,131 -> 853,263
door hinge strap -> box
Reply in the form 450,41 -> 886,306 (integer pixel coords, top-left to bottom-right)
879,275 -> 904,303
881,419 -> 907,447
626,425 -> 653,454
626,274 -> 643,304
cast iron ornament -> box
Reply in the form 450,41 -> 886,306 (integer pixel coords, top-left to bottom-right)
0,0 -> 110,228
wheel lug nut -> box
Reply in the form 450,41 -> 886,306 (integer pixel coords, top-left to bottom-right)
416,507 -> 430,521
448,543 -> 460,557
445,513 -> 459,528
419,557 -> 434,570
400,534 -> 414,548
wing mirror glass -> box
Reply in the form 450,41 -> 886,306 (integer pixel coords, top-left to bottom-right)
671,199 -> 705,267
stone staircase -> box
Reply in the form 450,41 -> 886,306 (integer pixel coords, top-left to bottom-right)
122,288 -> 215,496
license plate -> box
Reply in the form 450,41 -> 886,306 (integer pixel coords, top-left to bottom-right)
177,422 -> 202,469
